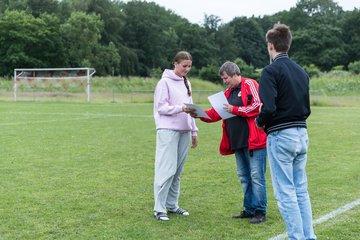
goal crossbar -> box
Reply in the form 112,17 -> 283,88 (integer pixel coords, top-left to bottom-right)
14,68 -> 96,102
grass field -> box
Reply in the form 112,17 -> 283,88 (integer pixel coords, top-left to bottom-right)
0,101 -> 359,239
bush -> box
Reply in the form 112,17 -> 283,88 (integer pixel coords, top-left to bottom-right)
326,69 -> 350,77
150,67 -> 163,79
199,65 -> 221,84
332,65 -> 345,71
188,65 -> 199,78
304,64 -> 321,78
234,58 -> 259,80
310,72 -> 360,96
348,60 -> 360,74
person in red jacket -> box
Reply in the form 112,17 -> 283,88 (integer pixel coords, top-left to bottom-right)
188,61 -> 267,223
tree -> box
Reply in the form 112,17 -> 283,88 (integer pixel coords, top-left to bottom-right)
159,27 -> 180,69
199,65 -> 220,83
90,42 -> 120,76
264,8 -> 310,32
87,0 -> 125,47
1,0 -> 359,78
117,44 -> 138,77
339,9 -> 360,64
26,0 -> 60,17
0,10 -> 66,76
303,64 -> 321,78
229,17 -> 268,68
260,0 -> 353,71
60,11 -> 104,67
203,14 -> 221,32
278,0 -> 344,29
33,13 -> 67,67
348,61 -> 360,74
59,0 -> 92,13
0,0 -> 27,13
215,24 -> 238,63
291,24 -> 347,71
177,23 -> 219,68
296,0 -> 342,20
234,58 -> 259,80
121,1 -> 181,75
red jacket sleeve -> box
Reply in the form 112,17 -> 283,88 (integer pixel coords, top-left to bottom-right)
200,107 -> 222,123
231,79 -> 261,118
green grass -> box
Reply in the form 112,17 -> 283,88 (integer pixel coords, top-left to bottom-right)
0,102 -> 359,239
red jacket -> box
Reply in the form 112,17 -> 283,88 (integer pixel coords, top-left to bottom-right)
201,77 -> 267,155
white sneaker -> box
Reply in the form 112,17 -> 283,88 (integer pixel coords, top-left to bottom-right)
154,212 -> 170,221
169,207 -> 189,216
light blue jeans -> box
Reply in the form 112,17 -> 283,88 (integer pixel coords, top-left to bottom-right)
235,148 -> 267,214
267,127 -> 316,240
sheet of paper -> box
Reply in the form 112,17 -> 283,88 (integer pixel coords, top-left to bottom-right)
184,103 -> 211,119
208,91 -> 235,119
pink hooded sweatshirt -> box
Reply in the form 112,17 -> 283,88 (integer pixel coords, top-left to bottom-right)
154,69 -> 198,136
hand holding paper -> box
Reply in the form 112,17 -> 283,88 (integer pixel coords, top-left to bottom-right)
223,103 -> 233,113
208,92 -> 235,119
184,103 -> 211,119
184,91 -> 236,120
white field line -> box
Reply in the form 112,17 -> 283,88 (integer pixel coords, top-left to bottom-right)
0,116 -> 111,126
268,198 -> 360,240
1,111 -> 152,117
310,121 -> 360,125
0,112 -> 152,126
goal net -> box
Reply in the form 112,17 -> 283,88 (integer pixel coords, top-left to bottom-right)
13,68 -> 96,102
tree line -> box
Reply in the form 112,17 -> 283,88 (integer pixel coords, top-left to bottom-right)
0,0 -> 359,80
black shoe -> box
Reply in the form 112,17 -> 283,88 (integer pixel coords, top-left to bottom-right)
249,211 -> 266,224
232,210 -> 254,219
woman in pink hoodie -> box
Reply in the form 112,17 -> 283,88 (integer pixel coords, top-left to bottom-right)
153,51 -> 198,221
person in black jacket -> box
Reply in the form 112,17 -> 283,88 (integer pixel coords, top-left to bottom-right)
255,23 -> 317,240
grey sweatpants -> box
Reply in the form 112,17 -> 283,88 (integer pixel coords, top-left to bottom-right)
153,129 -> 190,213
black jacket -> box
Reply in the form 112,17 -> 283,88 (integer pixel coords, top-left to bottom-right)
256,53 -> 311,134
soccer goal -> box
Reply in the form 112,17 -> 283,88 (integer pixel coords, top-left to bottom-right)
13,68 -> 96,102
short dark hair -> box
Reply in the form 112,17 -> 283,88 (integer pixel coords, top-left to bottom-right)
266,23 -> 292,53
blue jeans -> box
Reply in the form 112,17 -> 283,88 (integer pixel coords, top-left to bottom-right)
267,127 -> 316,240
235,148 -> 267,214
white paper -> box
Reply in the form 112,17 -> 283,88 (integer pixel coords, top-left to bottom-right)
184,103 -> 211,119
208,91 -> 235,119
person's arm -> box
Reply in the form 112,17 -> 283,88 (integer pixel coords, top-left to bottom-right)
201,107 -> 222,122
184,105 -> 222,123
230,79 -> 261,118
191,135 -> 198,148
190,107 -> 199,148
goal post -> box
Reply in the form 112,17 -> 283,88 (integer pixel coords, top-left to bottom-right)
13,68 -> 96,102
